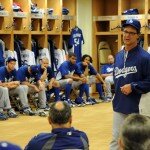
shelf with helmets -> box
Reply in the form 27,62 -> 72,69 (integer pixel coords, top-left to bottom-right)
0,0 -> 76,53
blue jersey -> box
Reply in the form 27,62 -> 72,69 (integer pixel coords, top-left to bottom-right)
0,66 -> 17,82
25,127 -> 89,150
77,62 -> 97,75
113,45 -> 150,114
17,66 -> 40,83
37,65 -> 54,81
57,61 -> 82,79
101,64 -> 114,74
69,27 -> 84,63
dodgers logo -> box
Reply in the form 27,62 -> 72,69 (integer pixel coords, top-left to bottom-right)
114,66 -> 137,78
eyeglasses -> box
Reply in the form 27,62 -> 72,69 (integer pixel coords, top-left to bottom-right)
123,30 -> 138,36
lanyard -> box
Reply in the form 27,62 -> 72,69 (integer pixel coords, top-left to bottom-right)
124,50 -> 128,68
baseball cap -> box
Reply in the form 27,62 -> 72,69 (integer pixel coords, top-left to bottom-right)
6,57 -> 17,62
0,141 -> 22,150
122,19 -> 141,33
30,65 -> 39,74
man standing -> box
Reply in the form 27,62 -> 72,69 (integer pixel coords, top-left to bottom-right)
101,54 -> 114,101
25,101 -> 89,150
110,19 -> 150,150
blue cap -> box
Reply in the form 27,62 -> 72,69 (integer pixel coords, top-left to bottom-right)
123,19 -> 141,33
0,141 -> 21,150
30,65 -> 39,74
6,57 -> 17,62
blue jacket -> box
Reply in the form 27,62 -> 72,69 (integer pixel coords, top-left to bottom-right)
57,61 -> 82,79
101,64 -> 114,74
77,62 -> 97,75
25,127 -> 89,150
0,66 -> 17,82
113,45 -> 150,114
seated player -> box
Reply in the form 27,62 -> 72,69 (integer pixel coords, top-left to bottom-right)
101,54 -> 114,101
37,57 -> 60,102
0,57 -> 35,119
77,54 -> 107,103
56,52 -> 87,107
17,65 -> 48,116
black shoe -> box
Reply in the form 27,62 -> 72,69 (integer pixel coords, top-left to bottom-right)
23,108 -> 36,116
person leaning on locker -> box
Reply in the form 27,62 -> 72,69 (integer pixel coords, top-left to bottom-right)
118,114 -> 150,150
37,57 -> 60,102
25,101 -> 89,150
17,65 -> 49,116
101,54 -> 114,101
0,57 -> 35,120
110,19 -> 150,150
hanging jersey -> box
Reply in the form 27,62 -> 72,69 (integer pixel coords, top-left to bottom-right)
54,49 -> 66,71
0,39 -> 5,66
21,49 -> 36,66
38,48 -> 51,65
69,27 -> 84,63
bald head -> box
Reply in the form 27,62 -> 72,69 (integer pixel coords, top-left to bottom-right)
54,101 -> 65,110
108,55 -> 114,64
49,101 -> 71,125
41,57 -> 49,68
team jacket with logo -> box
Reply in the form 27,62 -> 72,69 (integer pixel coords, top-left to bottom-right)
25,127 -> 89,150
113,45 -> 150,114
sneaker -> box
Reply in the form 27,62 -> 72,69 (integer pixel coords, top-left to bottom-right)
23,108 -> 36,116
0,112 -> 8,121
7,108 -> 18,118
70,100 -> 78,107
86,97 -> 95,105
64,99 -> 73,107
44,105 -> 50,111
75,97 -> 86,107
100,95 -> 107,101
105,97 -> 112,102
36,109 -> 47,117
90,98 -> 98,104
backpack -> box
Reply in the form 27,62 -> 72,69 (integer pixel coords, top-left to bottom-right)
98,41 -> 112,64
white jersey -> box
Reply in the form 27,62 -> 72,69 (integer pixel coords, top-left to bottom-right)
38,48 -> 51,65
21,49 -> 36,66
54,49 -> 66,71
5,50 -> 19,70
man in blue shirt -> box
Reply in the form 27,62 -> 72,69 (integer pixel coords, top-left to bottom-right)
101,54 -> 114,101
0,57 -> 35,120
38,57 -> 60,102
17,65 -> 48,116
77,54 -> 106,104
110,19 -> 150,150
25,101 -> 89,150
56,52 -> 87,106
